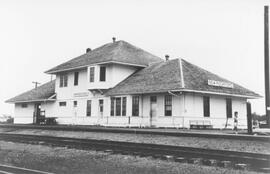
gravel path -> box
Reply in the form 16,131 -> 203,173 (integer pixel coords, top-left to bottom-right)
0,141 -> 262,174
0,128 -> 269,154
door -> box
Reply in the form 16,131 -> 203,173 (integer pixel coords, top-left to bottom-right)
150,96 -> 157,126
33,103 -> 41,124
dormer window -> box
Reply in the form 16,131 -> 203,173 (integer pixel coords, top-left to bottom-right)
89,67 -> 95,82
100,66 -> 106,81
59,74 -> 68,87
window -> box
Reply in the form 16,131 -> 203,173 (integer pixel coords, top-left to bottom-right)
86,100 -> 91,116
132,96 -> 139,116
110,97 -> 115,116
73,101 -> 77,107
111,97 -> 126,116
21,103 -> 28,108
74,72 -> 79,86
59,74 -> 68,87
59,102 -> 66,107
100,66 -> 106,81
150,96 -> 157,103
203,96 -> 210,117
226,98 -> 232,118
122,97 -> 126,116
115,97 -> 121,116
164,95 -> 172,116
89,67 -> 95,82
99,99 -> 104,113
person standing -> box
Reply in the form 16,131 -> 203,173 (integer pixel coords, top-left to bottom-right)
234,111 -> 238,134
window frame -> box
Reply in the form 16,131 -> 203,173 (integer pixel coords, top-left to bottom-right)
86,100 -> 91,116
110,97 -> 115,116
226,98 -> 232,118
132,96 -> 140,116
99,66 -> 106,82
59,74 -> 68,87
21,103 -> 28,108
115,97 -> 121,116
89,67 -> 95,82
203,96 -> 210,117
99,99 -> 104,113
164,95 -> 172,116
59,102 -> 67,107
122,97 -> 126,116
74,72 -> 79,86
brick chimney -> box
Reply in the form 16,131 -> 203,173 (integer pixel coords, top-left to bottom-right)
86,48 -> 91,53
112,37 -> 116,43
165,55 -> 169,61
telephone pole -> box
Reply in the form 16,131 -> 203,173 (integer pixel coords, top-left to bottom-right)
264,6 -> 270,127
32,81 -> 41,89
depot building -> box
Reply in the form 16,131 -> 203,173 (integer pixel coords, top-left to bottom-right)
6,39 -> 261,129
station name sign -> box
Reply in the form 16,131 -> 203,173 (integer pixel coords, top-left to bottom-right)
73,92 -> 89,97
207,80 -> 234,88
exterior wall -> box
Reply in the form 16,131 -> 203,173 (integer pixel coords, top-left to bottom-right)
14,103 -> 35,124
87,64 -> 137,89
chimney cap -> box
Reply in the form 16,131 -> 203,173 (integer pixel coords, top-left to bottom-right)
86,48 -> 91,53
112,37 -> 116,43
165,55 -> 169,61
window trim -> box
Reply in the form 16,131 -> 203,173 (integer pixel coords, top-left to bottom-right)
21,103 -> 28,108
164,95 -> 172,116
86,100 -> 91,116
132,96 -> 140,116
99,99 -> 104,113
122,97 -> 126,116
203,96 -> 210,117
59,102 -> 67,107
226,98 -> 232,118
89,67 -> 95,82
74,72 -> 79,86
59,74 -> 68,87
99,66 -> 106,82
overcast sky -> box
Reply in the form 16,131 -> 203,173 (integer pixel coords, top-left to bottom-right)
0,0 -> 269,116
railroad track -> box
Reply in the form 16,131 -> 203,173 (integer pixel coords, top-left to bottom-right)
0,133 -> 269,173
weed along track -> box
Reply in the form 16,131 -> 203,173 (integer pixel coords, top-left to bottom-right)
0,133 -> 269,173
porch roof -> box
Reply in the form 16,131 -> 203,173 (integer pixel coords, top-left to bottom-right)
6,80 -> 56,103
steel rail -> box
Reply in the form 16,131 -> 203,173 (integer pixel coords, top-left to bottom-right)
1,124 -> 269,141
0,133 -> 269,173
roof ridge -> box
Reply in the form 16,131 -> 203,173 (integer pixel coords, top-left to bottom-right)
178,58 -> 185,88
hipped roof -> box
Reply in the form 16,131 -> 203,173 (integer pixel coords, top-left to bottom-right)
45,40 -> 162,74
6,80 -> 56,103
106,59 -> 261,98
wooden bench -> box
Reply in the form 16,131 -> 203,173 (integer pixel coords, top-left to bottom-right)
189,120 -> 213,129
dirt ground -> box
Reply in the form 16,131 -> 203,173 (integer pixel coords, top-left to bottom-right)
0,141 -> 263,174
1,128 -> 269,154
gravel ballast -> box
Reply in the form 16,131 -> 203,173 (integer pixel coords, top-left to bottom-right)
0,128 -> 269,154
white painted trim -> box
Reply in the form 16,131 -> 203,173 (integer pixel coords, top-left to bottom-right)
48,94 -> 57,100
170,89 -> 261,99
46,61 -> 147,74
179,58 -> 185,88
6,99 -> 56,104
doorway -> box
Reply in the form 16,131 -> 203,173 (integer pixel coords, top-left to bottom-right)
150,96 -> 157,126
33,103 -> 41,124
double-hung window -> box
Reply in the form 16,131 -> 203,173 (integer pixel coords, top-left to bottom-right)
132,96 -> 139,116
226,98 -> 232,118
86,100 -> 91,116
203,96 -> 210,117
89,67 -> 95,82
110,97 -> 127,116
164,95 -> 172,116
100,66 -> 106,81
74,72 -> 79,86
59,74 -> 68,87
115,98 -> 121,116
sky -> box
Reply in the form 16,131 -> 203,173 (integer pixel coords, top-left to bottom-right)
0,0 -> 269,116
